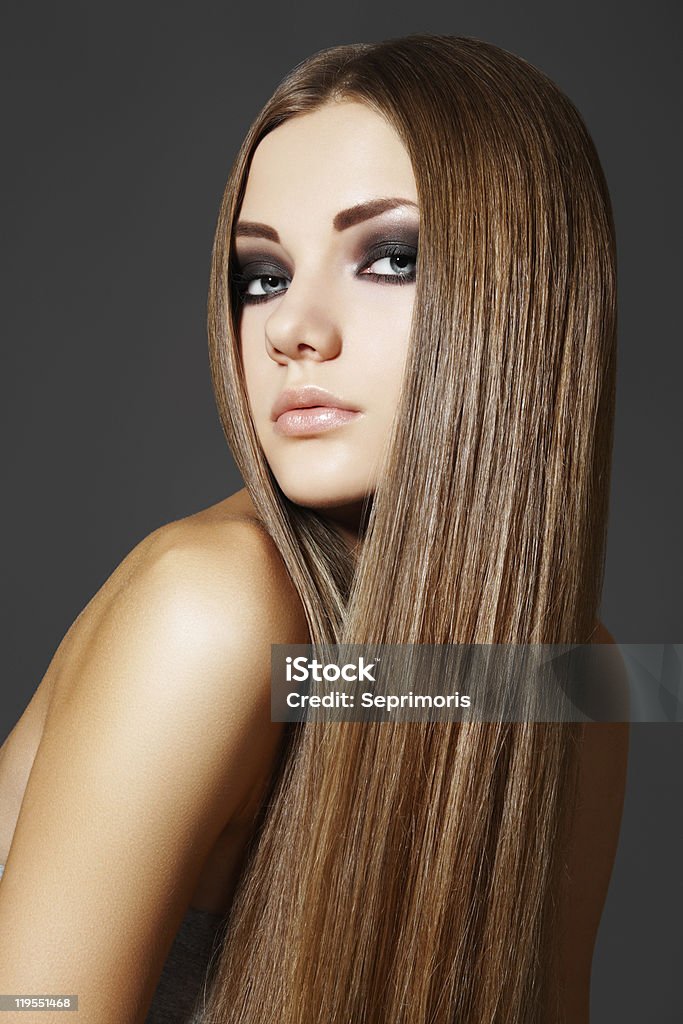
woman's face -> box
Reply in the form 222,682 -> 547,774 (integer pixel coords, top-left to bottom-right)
234,99 -> 418,524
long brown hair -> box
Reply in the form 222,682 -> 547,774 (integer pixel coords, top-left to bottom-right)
203,33 -> 617,1022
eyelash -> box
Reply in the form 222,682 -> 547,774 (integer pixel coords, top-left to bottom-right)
232,243 -> 418,306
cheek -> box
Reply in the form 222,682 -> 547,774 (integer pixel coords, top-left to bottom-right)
346,293 -> 413,383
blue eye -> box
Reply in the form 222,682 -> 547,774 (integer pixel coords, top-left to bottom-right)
361,244 -> 417,284
233,242 -> 418,306
232,265 -> 288,304
234,272 -> 287,302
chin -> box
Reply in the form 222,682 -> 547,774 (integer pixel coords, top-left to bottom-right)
269,461 -> 374,511
280,484 -> 369,512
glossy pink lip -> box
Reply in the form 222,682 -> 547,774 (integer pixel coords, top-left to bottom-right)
274,406 -> 362,436
271,384 -> 359,421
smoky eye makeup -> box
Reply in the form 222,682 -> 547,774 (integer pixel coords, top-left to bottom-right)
353,221 -> 419,262
231,249 -> 291,277
232,218 -> 419,272
230,219 -> 420,304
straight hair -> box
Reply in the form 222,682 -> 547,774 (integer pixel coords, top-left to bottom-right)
202,33 -> 617,1022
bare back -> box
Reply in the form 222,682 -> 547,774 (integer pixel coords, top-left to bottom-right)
0,488 -> 310,1021
0,489 -> 299,910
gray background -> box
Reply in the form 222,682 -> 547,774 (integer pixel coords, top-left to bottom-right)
1,2 -> 680,1019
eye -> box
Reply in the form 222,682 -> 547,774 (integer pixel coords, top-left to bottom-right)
232,265 -> 289,305
360,243 -> 417,285
231,240 -> 418,307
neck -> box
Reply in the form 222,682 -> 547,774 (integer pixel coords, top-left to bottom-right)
319,497 -> 371,562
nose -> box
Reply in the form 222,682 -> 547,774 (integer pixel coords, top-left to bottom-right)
264,271 -> 343,363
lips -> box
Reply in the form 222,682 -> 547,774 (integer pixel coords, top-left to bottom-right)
270,384 -> 360,422
274,406 -> 362,437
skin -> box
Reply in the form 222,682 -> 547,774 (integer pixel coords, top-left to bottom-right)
235,99 -> 419,552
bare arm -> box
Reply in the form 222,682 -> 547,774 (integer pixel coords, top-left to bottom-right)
0,530 -> 159,862
0,518 -> 305,1023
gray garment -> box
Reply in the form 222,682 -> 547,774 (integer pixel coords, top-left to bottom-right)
144,904 -> 226,1024
0,862 -> 225,1023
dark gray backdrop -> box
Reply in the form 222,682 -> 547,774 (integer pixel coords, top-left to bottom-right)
1,3 -> 680,1020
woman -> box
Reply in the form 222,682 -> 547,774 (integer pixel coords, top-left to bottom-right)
0,34 -> 628,1023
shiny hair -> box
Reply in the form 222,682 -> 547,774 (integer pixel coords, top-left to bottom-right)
202,32 -> 617,1022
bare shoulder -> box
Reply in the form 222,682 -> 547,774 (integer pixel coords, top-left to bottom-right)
553,621 -> 630,1021
41,487 -> 312,829
0,490 -> 308,1021
0,489 -> 306,851
17,486 -> 308,727
141,490 -> 310,650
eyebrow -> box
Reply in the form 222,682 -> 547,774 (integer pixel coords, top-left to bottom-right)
234,196 -> 418,243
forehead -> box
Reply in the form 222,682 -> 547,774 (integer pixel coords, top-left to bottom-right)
239,100 -> 417,220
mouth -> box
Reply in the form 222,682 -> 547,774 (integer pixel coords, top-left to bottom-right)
274,405 -> 363,437
271,384 -> 362,435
